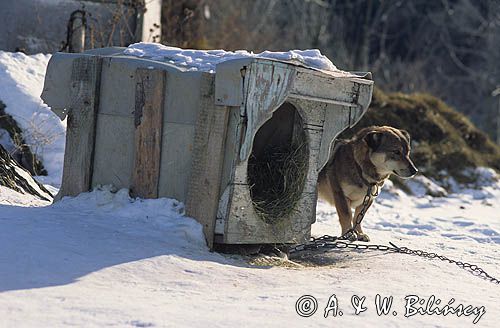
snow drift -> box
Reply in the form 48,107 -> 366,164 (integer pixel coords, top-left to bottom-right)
0,51 -> 65,186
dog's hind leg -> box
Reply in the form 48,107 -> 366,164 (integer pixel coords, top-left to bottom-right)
352,200 -> 373,242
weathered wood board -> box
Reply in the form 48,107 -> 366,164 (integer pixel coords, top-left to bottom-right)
131,69 -> 166,199
158,122 -> 195,201
92,114 -> 135,189
185,73 -> 230,248
318,103 -> 351,170
92,57 -> 136,190
55,56 -> 102,200
238,61 -> 294,161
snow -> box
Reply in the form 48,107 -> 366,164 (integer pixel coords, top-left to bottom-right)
404,175 -> 448,197
1,178 -> 499,327
0,51 -> 65,186
0,185 -> 50,207
0,128 -> 16,153
124,42 -> 348,74
1,49 -> 499,327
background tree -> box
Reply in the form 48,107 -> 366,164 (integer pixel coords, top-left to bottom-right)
161,0 -> 500,141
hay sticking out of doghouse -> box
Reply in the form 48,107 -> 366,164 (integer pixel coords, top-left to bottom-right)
248,142 -> 308,224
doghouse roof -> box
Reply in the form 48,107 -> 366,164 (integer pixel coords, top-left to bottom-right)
122,42 -> 352,75
80,42 -> 363,78
42,44 -> 373,122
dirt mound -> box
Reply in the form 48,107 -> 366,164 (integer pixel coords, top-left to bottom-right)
339,89 -> 500,184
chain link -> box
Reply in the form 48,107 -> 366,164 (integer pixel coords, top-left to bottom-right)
388,242 -> 500,284
337,184 -> 378,241
288,186 -> 500,285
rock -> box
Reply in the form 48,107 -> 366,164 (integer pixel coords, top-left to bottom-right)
0,100 -> 47,176
0,144 -> 52,201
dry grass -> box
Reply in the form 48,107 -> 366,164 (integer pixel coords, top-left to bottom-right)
248,142 -> 308,224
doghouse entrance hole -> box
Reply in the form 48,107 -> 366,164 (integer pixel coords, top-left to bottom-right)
247,102 -> 309,224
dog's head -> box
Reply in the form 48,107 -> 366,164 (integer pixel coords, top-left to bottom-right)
361,126 -> 418,178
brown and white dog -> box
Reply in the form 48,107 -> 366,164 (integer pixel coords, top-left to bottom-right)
318,126 -> 418,242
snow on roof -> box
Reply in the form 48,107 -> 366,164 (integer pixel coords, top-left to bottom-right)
123,42 -> 341,73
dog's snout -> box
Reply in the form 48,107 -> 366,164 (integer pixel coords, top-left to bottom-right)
409,162 -> 418,176
393,158 -> 418,179
403,160 -> 418,178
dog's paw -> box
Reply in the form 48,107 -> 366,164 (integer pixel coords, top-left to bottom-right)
342,231 -> 358,242
356,232 -> 370,242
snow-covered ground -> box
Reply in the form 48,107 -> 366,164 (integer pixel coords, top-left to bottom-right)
0,177 -> 499,327
1,49 -> 499,327
0,51 -> 65,186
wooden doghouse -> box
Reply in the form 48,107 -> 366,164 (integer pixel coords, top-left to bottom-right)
42,47 -> 373,247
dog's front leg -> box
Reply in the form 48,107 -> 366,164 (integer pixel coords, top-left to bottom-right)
352,200 -> 373,242
332,189 -> 356,241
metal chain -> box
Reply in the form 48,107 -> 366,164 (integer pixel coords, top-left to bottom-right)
288,235 -> 393,253
288,236 -> 500,285
288,186 -> 500,285
388,242 -> 500,284
288,185 -> 379,253
338,184 -> 378,240
288,184 -> 379,253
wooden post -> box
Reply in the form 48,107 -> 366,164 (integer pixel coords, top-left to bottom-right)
131,68 -> 166,198
69,11 -> 86,53
185,74 -> 230,248
55,56 -> 102,200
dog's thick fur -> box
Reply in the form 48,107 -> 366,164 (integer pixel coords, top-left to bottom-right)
318,126 -> 418,242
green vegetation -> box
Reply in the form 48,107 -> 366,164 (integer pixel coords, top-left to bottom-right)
340,89 -> 500,183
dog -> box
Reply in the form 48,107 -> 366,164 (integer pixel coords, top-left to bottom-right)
318,126 -> 418,242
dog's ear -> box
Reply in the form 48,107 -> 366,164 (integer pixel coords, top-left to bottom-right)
400,129 -> 411,144
365,132 -> 383,151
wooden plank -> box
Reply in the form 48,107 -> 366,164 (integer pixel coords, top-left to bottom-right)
91,57 -> 136,190
291,70 -> 359,105
185,73 -> 230,249
218,106 -> 241,191
92,114 -> 135,189
317,103 -> 351,171
224,183 -> 313,244
239,61 -> 295,161
288,93 -> 358,107
55,56 -> 102,200
158,122 -> 196,202
130,68 -> 166,199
